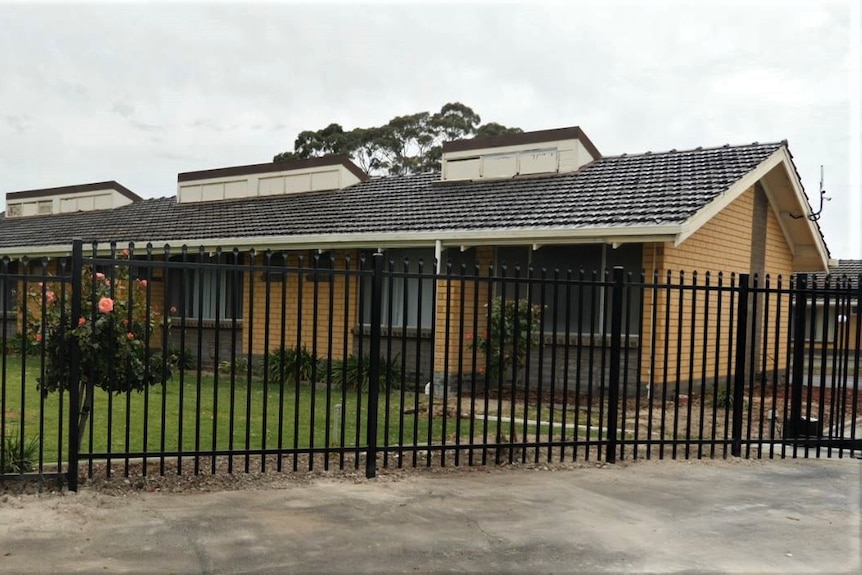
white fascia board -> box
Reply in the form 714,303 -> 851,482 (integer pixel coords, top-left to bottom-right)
143,226 -> 680,252
0,244 -> 78,258
675,148 -> 785,247
0,226 -> 682,258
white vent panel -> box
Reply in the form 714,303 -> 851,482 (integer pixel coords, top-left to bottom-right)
483,155 -> 518,179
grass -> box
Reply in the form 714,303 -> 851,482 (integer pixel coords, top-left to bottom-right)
2,357 -> 543,465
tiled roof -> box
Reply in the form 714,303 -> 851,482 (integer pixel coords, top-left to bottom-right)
0,141 -> 783,251
828,260 -> 862,277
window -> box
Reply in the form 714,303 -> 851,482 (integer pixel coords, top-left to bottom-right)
0,261 -> 18,314
805,302 -> 854,343
494,244 -> 643,335
167,254 -> 244,321
363,248 -> 435,329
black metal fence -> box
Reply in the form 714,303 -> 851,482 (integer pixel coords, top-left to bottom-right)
1,240 -> 859,489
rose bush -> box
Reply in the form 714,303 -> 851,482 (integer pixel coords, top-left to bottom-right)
24,253 -> 172,397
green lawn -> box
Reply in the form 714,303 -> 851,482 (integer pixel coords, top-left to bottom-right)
2,357 -> 527,464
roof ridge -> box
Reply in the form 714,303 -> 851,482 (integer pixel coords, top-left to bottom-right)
603,140 -> 785,161
366,171 -> 440,182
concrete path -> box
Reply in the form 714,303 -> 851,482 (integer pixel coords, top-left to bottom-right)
1,458 -> 860,573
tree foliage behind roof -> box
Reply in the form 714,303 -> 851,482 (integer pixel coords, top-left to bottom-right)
273,102 -> 521,176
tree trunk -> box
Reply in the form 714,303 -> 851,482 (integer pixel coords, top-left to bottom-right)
77,379 -> 93,448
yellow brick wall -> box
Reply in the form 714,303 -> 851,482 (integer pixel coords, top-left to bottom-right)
642,186 -> 796,385
243,250 -> 360,360
433,246 -> 494,376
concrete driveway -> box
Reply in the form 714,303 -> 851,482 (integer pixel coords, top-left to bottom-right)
1,457 -> 860,573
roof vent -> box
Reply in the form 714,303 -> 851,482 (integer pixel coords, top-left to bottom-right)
440,126 -> 601,182
5,181 -> 141,218
176,155 -> 368,204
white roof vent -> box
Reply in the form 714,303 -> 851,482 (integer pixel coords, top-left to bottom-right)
177,156 -> 368,204
5,181 -> 141,218
441,126 -> 601,182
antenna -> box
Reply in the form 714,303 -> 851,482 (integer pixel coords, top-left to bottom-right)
789,164 -> 831,221
820,165 -> 824,193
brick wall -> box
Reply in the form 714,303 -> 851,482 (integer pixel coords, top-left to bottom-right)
240,250 -> 360,361
433,246 -> 493,380
642,185 -> 796,387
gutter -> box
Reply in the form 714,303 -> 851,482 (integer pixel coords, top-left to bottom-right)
0,225 -> 682,259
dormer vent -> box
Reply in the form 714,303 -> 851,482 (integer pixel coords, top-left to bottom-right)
440,126 -> 601,182
176,155 -> 368,204
5,181 -> 141,218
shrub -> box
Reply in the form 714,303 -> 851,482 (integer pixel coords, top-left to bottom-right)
267,346 -> 319,385
471,296 -> 543,384
22,250 -> 174,447
2,333 -> 38,356
168,347 -> 196,370
331,354 -> 402,392
23,254 -> 172,396
218,356 -> 249,376
1,427 -> 38,473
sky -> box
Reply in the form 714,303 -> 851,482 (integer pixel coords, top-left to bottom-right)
1,0 -> 860,258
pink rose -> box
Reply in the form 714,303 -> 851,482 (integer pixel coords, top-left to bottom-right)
139,279 -> 148,288
127,332 -> 135,340
78,317 -> 86,326
46,291 -> 56,304
98,297 -> 114,313
95,273 -> 105,281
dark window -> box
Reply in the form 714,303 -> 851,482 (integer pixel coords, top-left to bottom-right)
167,254 -> 244,320
363,248 -> 435,329
493,244 -> 643,335
0,261 -> 18,314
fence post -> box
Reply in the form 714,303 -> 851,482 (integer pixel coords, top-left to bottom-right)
605,267 -> 625,464
785,273 -> 808,438
731,273 -> 750,457
67,239 -> 83,491
365,252 -> 383,478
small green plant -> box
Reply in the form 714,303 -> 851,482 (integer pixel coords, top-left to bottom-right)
1,427 -> 38,473
714,387 -> 749,411
470,296 -> 544,386
2,333 -> 38,356
218,356 -> 249,376
332,354 -> 403,392
715,387 -> 733,409
168,347 -> 196,370
267,346 -> 318,384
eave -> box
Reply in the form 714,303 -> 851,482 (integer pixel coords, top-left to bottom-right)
674,145 -> 830,273
0,225 -> 682,259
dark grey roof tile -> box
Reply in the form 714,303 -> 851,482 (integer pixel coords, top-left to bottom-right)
0,141 -> 784,250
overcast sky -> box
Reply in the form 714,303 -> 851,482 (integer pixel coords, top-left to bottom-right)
1,0 -> 859,258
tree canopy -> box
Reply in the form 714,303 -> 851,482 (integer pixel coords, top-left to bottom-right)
273,102 -> 521,176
